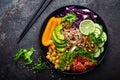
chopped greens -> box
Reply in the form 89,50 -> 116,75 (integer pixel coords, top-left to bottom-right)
59,47 -> 97,70
32,58 -> 46,70
62,13 -> 76,23
89,33 -> 103,44
13,48 -> 47,71
59,56 -> 66,70
13,49 -> 27,62
13,48 -> 35,65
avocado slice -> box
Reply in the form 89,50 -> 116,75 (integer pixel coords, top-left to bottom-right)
54,24 -> 65,40
56,47 -> 66,52
52,36 -> 67,48
52,30 -> 65,44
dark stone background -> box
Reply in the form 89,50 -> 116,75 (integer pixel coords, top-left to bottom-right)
0,0 -> 120,80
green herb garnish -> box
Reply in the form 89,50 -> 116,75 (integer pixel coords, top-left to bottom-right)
13,48 -> 35,65
89,33 -> 103,44
62,13 -> 76,23
32,58 -> 46,70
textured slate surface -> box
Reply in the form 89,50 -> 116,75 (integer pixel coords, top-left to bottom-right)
0,0 -> 120,80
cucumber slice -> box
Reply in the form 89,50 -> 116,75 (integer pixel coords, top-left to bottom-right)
101,32 -> 107,42
94,27 -> 102,38
95,47 -> 99,52
94,48 -> 101,58
98,42 -> 105,48
100,47 -> 104,54
94,23 -> 103,31
79,20 -> 95,35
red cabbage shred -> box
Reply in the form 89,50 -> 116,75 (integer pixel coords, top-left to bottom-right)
57,6 -> 97,28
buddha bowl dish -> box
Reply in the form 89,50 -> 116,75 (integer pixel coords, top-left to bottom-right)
40,5 -> 108,75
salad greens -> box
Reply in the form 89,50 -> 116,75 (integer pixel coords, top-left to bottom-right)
59,47 -> 97,70
73,48 -> 97,63
89,33 -> 103,44
62,13 -> 76,23
13,48 -> 35,65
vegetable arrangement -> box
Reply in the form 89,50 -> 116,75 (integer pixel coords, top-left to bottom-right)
42,17 -> 61,49
42,6 -> 107,72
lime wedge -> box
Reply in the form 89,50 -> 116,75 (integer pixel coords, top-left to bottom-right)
79,20 -> 95,35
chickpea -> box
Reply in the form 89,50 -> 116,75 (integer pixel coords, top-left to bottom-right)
56,59 -> 60,64
49,57 -> 52,61
47,52 -> 51,55
53,49 -> 56,52
66,61 -> 69,64
46,55 -> 50,59
64,66 -> 67,70
52,57 -> 56,61
52,52 -> 56,56
49,47 -> 52,52
67,64 -> 70,67
54,64 -> 59,69
58,53 -> 61,56
52,60 -> 55,64
60,53 -> 64,56
66,67 -> 70,70
51,54 -> 54,57
56,55 -> 59,59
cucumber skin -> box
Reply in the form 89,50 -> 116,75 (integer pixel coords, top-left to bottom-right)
98,42 -> 105,48
101,32 -> 107,42
94,23 -> 103,31
94,48 -> 101,58
94,27 -> 102,38
100,47 -> 104,54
